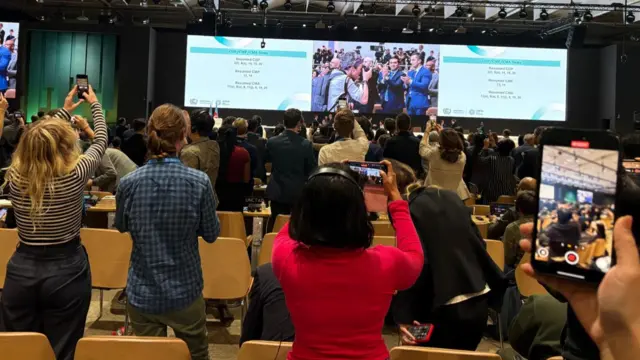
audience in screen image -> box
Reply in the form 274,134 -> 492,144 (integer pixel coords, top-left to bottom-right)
0,22 -> 19,99
311,41 -> 439,115
535,145 -> 617,273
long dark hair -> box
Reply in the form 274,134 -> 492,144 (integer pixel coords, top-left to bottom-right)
439,129 -> 463,163
289,163 -> 373,249
217,125 -> 237,181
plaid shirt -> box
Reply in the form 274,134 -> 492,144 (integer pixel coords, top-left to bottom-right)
115,157 -> 220,314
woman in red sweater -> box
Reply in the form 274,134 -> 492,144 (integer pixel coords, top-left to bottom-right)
272,161 -> 424,360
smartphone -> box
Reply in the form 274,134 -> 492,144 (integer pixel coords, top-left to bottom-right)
76,74 -> 89,99
532,128 -> 620,283
347,161 -> 388,213
618,159 -> 640,243
408,323 -> 434,343
490,202 -> 512,217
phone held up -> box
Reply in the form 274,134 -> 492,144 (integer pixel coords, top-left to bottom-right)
347,161 -> 388,213
76,74 -> 89,99
408,323 -> 434,343
531,128 -> 621,284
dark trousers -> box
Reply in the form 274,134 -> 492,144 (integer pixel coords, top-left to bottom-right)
1,240 -> 91,360
267,200 -> 292,233
423,294 -> 489,351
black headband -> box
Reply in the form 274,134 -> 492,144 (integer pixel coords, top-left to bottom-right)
308,167 -> 362,191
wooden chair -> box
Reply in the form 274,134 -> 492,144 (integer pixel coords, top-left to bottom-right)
546,357 -> 563,360
464,197 -> 476,206
372,236 -> 396,247
80,229 -> 132,326
272,214 -> 290,233
471,205 -> 491,216
254,178 -> 264,186
0,332 -> 55,360
390,346 -> 501,360
199,237 -> 252,321
218,211 -> 252,247
516,253 -> 548,297
497,195 -> 516,204
258,233 -> 277,266
75,336 -> 190,360
238,340 -> 293,360
0,228 -> 19,290
484,239 -> 505,349
373,221 -> 395,237
476,222 -> 489,239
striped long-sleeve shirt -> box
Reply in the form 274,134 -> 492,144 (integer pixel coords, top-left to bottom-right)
10,102 -> 108,245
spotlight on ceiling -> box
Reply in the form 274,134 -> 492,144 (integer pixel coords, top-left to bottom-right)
142,17 -> 150,24
259,0 -> 268,10
39,15 -> 46,21
627,11 -> 635,24
302,23 -> 306,27
467,7 -> 473,17
490,28 -> 498,36
573,10 -> 582,24
498,7 -> 507,19
283,0 -> 292,10
412,4 -> 420,17
539,9 -> 549,20
140,0 -> 148,7
353,25 -> 358,30
454,6 -> 464,17
357,5 -> 366,16
583,10 -> 593,21
251,0 -> 259,13
327,1 -> 335,12
242,0 -> 250,8
252,22 -> 257,26
519,7 -> 527,18
481,29 -> 487,34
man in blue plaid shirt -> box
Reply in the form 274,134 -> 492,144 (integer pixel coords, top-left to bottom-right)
115,104 -> 219,360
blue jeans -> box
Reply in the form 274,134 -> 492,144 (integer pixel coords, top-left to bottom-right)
1,239 -> 92,360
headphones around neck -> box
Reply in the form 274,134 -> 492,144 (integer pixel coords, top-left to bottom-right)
307,167 -> 362,192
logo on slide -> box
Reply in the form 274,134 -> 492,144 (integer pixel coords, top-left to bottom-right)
189,98 -> 198,105
531,103 -> 566,120
277,93 -> 311,111
466,46 -> 506,58
214,37 -> 254,48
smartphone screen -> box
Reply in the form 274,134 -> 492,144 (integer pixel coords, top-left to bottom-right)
347,161 -> 387,213
619,160 -> 640,242
76,74 -> 88,97
534,141 -> 619,281
490,203 -> 512,217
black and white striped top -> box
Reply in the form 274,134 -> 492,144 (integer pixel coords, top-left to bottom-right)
9,103 -> 108,245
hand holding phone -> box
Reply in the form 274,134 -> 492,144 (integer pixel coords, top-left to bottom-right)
399,321 -> 434,345
76,74 -> 89,99
347,161 -> 392,213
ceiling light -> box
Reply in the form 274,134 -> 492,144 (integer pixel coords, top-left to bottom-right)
242,0 -> 251,8
327,1 -> 335,12
454,6 -> 464,17
140,0 -> 147,6
466,7 -> 473,17
353,25 -> 358,30
77,11 -> 89,21
251,0 -> 259,13
198,18 -> 203,22
276,20 -> 282,28
252,22 -> 257,26
412,4 -> 420,17
583,10 -> 593,21
357,5 -> 366,16
627,11 -> 635,23
302,23 -> 306,27
39,15 -> 46,21
481,29 -> 487,34
540,9 -> 549,20
283,0 -> 292,10
142,17 -> 150,24
498,7 -> 507,19
519,7 -> 527,18
259,0 -> 268,10
490,28 -> 498,36
429,27 -> 434,32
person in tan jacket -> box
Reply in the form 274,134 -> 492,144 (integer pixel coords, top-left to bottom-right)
419,122 -> 470,200
318,109 -> 369,165
180,109 -> 220,202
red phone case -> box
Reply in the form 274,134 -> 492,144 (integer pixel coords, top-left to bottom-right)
410,324 -> 434,343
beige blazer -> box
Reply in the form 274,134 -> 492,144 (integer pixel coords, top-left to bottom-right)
419,140 -> 470,200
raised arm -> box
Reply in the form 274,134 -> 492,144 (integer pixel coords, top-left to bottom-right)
74,86 -> 108,180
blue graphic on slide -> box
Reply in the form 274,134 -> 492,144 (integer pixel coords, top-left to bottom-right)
466,46 -> 506,58
214,37 -> 254,48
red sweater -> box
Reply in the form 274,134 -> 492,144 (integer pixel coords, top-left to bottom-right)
272,200 -> 424,360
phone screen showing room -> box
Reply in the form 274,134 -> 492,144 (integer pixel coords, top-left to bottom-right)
535,144 -> 618,275
77,76 -> 88,90
620,160 -> 640,242
348,162 -> 387,213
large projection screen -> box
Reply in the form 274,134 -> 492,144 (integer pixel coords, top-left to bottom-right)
0,22 -> 19,99
184,36 -> 567,121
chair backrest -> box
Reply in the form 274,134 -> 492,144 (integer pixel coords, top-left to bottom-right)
546,357 -> 563,360
254,177 -> 264,186
373,236 -> 396,247
475,222 -> 489,239
199,237 -> 252,299
75,336 -> 191,360
484,239 -> 505,271
238,340 -> 293,360
0,228 -> 19,289
0,332 -> 56,360
390,346 -> 501,360
471,205 -> 491,216
217,211 -> 249,247
516,253 -> 548,297
272,214 -> 290,233
258,233 -> 277,266
80,228 -> 132,289
497,195 -> 516,204
373,221 -> 395,237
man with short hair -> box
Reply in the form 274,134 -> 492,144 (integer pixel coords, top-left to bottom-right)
326,52 -> 372,113
377,56 -> 405,114
121,118 -> 147,166
247,116 -> 267,181
383,117 -> 396,136
488,177 -> 537,240
353,57 -> 379,115
518,126 -> 546,180
503,190 -> 536,269
383,113 -> 422,177
403,54 -> 431,116
180,109 -> 220,199
5,29 -> 15,42
512,133 -> 535,172
318,109 -> 369,165
265,109 -> 316,232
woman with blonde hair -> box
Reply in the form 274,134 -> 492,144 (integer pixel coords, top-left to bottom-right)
1,86 -> 105,360
115,104 -> 219,360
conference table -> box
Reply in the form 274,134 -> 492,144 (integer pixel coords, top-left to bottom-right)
0,198 -> 117,229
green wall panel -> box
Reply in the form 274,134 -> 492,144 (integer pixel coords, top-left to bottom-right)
26,31 -> 117,123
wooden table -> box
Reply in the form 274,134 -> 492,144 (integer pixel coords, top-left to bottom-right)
0,199 -> 116,228
472,215 -> 492,239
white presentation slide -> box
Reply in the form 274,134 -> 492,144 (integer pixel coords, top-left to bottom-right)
185,36 -> 314,111
437,45 -> 567,121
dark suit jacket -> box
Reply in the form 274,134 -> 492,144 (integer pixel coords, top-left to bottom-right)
517,147 -> 540,180
383,131 -> 423,177
511,144 -> 534,174
240,264 -> 295,346
377,70 -> 405,113
265,130 -> 317,205
406,67 -> 431,110
247,132 -> 267,181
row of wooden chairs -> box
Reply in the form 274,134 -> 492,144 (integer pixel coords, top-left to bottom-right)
271,214 -> 396,237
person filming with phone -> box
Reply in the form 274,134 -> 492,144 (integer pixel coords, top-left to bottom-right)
272,160 -> 423,360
